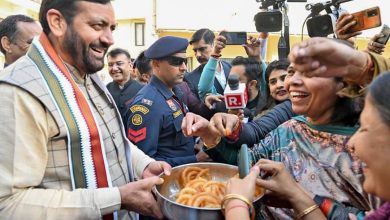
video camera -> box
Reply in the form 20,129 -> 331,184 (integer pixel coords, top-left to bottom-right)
305,0 -> 352,37
254,0 -> 307,59
254,0 -> 307,33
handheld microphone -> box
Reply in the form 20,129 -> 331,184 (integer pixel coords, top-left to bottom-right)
224,74 -> 248,109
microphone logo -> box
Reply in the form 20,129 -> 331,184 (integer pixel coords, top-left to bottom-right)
224,74 -> 248,109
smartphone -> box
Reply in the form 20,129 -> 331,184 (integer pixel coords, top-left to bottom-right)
376,24 -> 390,45
348,6 -> 381,33
220,31 -> 247,45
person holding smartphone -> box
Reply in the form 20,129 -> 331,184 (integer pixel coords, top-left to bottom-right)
335,12 -> 386,55
184,29 -> 232,101
367,29 -> 388,55
335,13 -> 362,45
197,32 -> 267,101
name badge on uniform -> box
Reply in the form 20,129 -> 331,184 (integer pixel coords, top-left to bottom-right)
166,99 -> 177,111
142,98 -> 153,106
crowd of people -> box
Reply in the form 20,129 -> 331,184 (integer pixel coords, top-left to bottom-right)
0,0 -> 389,220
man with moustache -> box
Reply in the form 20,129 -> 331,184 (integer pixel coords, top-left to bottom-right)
0,0 -> 170,219
106,48 -> 143,119
126,36 -> 211,167
184,28 -> 231,100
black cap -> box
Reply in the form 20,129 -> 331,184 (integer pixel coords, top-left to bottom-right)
145,36 -> 189,59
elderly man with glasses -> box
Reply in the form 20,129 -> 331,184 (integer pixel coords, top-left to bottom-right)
125,36 -> 212,167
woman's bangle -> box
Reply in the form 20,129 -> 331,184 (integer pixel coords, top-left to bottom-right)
221,194 -> 255,220
225,204 -> 250,216
296,204 -> 319,219
203,136 -> 221,149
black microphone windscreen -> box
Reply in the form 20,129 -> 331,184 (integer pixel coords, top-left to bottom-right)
227,74 -> 239,90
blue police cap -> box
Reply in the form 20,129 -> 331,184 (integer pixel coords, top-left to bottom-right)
145,36 -> 188,59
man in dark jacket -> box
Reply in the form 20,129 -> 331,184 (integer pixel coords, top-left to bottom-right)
184,28 -> 231,100
106,48 -> 143,119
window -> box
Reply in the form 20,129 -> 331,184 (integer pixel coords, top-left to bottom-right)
135,23 -> 145,46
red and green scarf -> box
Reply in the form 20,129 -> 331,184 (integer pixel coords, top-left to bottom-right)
28,34 -> 112,191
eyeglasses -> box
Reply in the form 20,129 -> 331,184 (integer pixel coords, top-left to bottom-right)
269,74 -> 287,86
161,56 -> 188,67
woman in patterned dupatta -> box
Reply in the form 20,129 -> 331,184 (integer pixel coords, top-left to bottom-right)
182,64 -> 374,219
245,73 -> 390,220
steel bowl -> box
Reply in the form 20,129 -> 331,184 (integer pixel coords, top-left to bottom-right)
154,162 -> 262,220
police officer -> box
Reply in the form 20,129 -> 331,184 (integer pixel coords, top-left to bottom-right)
125,36 -> 211,167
